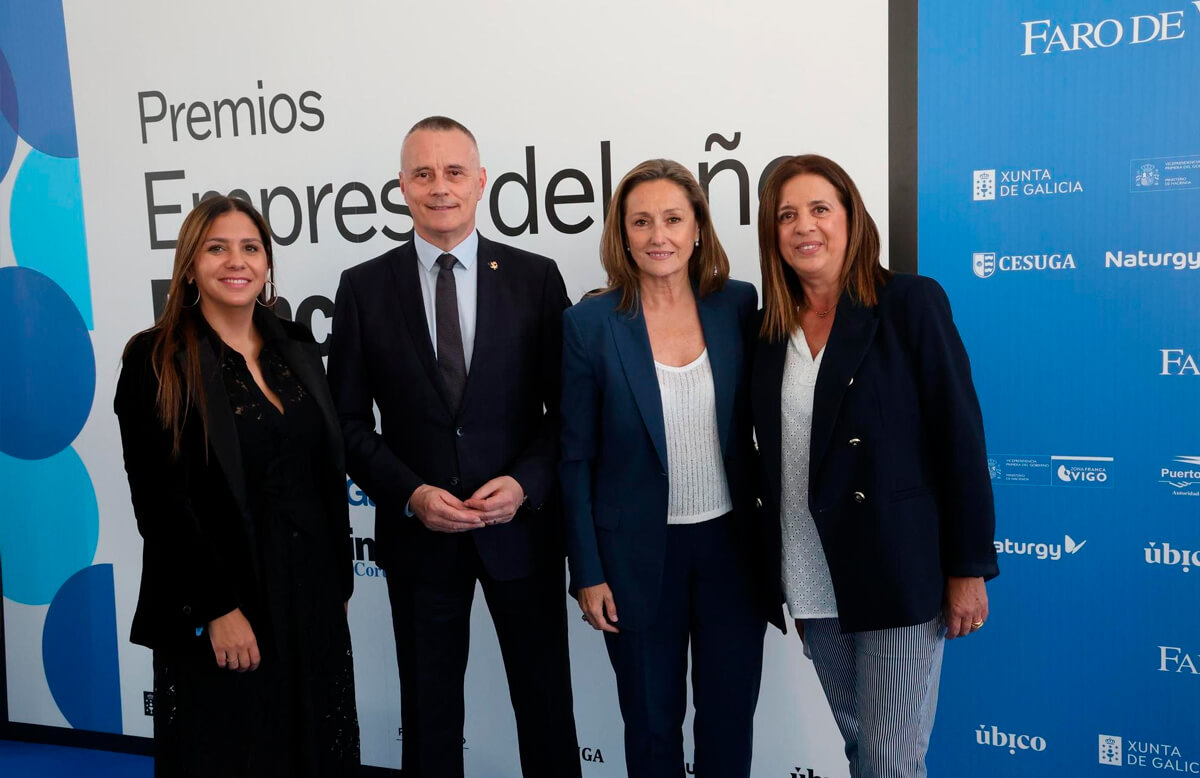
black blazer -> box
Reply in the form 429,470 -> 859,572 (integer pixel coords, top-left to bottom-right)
115,308 -> 352,650
326,234 -> 571,582
752,273 -> 999,633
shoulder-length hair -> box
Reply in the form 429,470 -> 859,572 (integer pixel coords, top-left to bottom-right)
123,195 -> 275,456
758,154 -> 888,341
598,159 -> 730,312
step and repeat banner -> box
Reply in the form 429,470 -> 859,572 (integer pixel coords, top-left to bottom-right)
0,1 -> 888,775
3,1 -> 1193,776
920,2 -> 1200,777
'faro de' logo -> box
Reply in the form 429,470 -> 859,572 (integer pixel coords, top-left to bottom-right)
1157,646 -> 1200,675
1160,349 -> 1200,375
1021,10 -> 1197,56
976,724 -> 1047,754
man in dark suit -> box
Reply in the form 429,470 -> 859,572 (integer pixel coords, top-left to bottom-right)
327,116 -> 580,778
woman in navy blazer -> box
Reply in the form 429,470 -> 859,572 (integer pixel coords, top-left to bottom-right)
561,160 -> 774,778
751,155 -> 998,778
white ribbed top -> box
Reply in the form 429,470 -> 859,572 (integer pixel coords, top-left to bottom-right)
780,330 -> 837,618
654,349 -> 733,525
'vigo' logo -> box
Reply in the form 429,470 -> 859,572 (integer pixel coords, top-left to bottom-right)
1053,456 -> 1114,486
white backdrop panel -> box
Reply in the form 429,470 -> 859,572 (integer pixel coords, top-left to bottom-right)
13,1 -> 890,773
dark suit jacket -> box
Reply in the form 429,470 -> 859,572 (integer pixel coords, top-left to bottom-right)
115,308 -> 352,650
326,234 -> 570,581
752,273 -> 999,634
560,280 -> 780,632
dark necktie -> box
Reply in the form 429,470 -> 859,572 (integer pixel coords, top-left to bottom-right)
435,253 -> 467,411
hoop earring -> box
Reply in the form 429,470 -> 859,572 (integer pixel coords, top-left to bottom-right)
181,283 -> 200,308
257,280 -> 278,308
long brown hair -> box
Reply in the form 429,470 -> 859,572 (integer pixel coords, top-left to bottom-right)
758,155 -> 888,341
599,159 -> 730,312
124,196 -> 275,455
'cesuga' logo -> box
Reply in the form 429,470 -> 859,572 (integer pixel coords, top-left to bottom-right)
973,252 -> 1076,278
976,724 -> 1047,754
1145,542 -> 1200,573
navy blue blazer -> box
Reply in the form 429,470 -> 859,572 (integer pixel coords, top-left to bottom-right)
327,235 -> 570,582
751,273 -> 999,634
561,279 -> 778,632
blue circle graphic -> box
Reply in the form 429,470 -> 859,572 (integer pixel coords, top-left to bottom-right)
0,267 -> 95,460
10,150 -> 93,328
43,564 -> 123,733
0,49 -> 18,181
0,447 -> 99,605
0,1 -> 77,158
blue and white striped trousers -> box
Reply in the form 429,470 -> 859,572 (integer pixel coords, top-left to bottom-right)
801,616 -> 945,778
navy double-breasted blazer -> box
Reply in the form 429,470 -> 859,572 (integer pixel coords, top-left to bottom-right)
751,273 -> 999,634
561,279 -> 781,632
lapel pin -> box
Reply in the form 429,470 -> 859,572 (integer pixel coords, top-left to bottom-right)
489,260 -> 499,270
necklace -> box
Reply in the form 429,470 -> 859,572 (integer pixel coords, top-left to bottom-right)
811,304 -> 835,318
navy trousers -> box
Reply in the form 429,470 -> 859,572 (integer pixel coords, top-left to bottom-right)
603,513 -> 767,778
386,536 -> 580,778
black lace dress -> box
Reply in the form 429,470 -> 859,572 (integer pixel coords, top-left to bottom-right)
153,340 -> 359,777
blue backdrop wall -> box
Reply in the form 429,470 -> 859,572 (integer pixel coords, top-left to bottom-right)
921,2 -> 1200,775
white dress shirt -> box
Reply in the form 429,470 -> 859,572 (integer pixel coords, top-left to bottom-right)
412,230 -> 479,371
